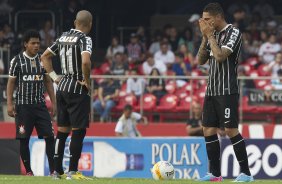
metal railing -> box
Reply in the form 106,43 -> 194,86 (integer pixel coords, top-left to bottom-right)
0,74 -> 281,124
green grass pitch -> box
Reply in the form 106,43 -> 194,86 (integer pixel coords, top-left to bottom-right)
0,175 -> 281,184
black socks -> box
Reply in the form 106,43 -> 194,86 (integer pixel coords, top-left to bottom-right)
20,138 -> 32,173
44,137 -> 55,173
69,129 -> 86,172
230,133 -> 251,176
205,134 -> 221,177
54,131 -> 69,175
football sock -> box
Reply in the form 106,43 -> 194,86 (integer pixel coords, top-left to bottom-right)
230,133 -> 251,176
69,129 -> 86,172
20,138 -> 32,173
45,136 -> 55,173
54,131 -> 69,175
205,134 -> 221,177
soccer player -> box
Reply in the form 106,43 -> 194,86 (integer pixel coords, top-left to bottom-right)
7,30 -> 56,176
197,3 -> 254,182
41,10 -> 93,180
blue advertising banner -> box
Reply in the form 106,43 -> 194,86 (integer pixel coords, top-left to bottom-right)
221,139 -> 282,179
29,137 -> 208,179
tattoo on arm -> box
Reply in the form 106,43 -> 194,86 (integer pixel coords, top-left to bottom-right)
197,38 -> 209,65
208,36 -> 232,63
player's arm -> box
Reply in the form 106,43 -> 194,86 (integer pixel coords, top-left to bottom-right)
79,36 -> 93,90
197,37 -> 209,65
41,40 -> 60,83
81,52 -> 91,90
186,125 -> 203,136
115,132 -> 123,136
207,36 -> 232,63
7,77 -> 16,117
7,58 -> 18,117
44,74 -> 56,116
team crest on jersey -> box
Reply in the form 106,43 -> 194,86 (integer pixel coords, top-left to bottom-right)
19,125 -> 25,134
31,59 -> 36,68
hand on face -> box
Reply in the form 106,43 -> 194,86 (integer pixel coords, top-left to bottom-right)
199,18 -> 215,38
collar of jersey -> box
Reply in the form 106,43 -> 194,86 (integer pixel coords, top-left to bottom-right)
219,24 -> 232,33
71,28 -> 85,34
23,51 -> 38,60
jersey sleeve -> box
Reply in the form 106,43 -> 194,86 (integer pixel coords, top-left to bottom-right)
221,27 -> 241,53
132,112 -> 142,121
80,36 -> 92,55
115,120 -> 123,133
48,38 -> 59,56
8,57 -> 19,77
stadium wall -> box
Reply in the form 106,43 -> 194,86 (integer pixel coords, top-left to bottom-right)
0,122 -> 281,139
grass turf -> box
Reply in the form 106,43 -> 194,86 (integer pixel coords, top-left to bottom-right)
0,175 -> 281,184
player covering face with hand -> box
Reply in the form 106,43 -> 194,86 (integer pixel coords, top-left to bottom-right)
196,3 -> 254,182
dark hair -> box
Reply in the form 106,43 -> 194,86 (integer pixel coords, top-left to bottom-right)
175,52 -> 184,58
150,68 -> 161,76
124,104 -> 133,111
114,52 -> 122,57
278,69 -> 282,76
22,30 -> 40,44
146,52 -> 154,59
203,3 -> 225,18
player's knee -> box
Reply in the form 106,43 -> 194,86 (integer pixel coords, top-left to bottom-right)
58,126 -> 71,133
224,128 -> 239,138
202,127 -> 217,136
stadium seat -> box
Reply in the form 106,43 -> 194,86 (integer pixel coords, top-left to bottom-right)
100,62 -> 111,74
156,94 -> 179,122
137,64 -> 144,75
257,64 -> 271,76
254,79 -> 270,89
119,83 -> 127,98
91,68 -> 103,75
165,81 -> 176,94
174,87 -> 188,99
135,94 -> 157,121
245,57 -> 259,67
175,96 -> 192,112
114,94 -> 138,111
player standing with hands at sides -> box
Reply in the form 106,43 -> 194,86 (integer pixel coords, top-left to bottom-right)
197,3 -> 254,182
41,10 -> 93,180
7,30 -> 56,176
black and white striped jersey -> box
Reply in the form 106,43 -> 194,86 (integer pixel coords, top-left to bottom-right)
206,24 -> 242,96
9,52 -> 46,105
48,29 -> 92,94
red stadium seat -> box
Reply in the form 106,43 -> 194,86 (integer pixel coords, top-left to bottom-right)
165,81 -> 176,94
245,57 -> 259,67
91,68 -> 103,75
119,83 -> 127,98
135,94 -> 157,121
175,96 -> 192,112
100,62 -> 111,74
174,87 -> 188,99
254,79 -> 270,89
257,64 -> 271,76
156,94 -> 179,122
114,94 -> 138,111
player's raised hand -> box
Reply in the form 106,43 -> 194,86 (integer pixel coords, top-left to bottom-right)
7,104 -> 16,117
199,19 -> 214,38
